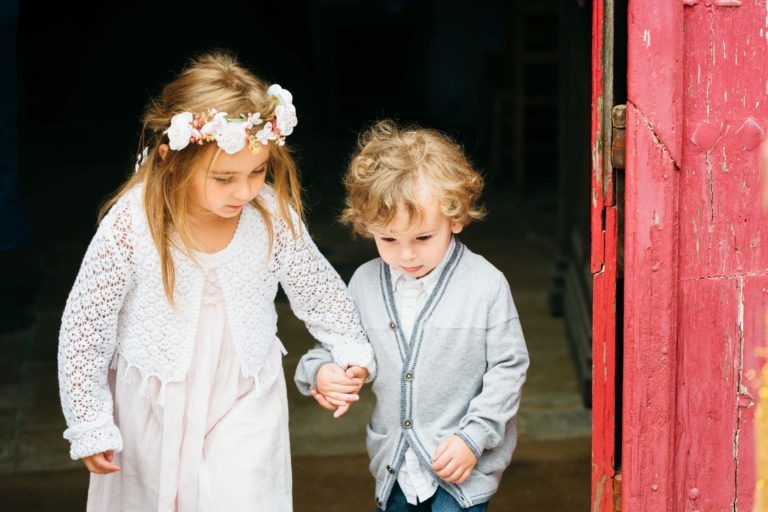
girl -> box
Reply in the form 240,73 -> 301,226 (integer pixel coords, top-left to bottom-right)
58,52 -> 373,511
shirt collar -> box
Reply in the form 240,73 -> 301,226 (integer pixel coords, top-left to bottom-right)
390,237 -> 456,295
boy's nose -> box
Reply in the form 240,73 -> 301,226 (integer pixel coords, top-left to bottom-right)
400,246 -> 415,260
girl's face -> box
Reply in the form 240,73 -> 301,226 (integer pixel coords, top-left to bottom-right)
369,186 -> 463,279
189,146 -> 271,221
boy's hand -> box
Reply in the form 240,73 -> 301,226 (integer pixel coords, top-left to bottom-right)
431,435 -> 477,484
82,450 -> 120,474
345,365 -> 369,385
315,363 -> 364,418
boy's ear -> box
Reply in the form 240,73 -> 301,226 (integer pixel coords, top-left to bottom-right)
158,144 -> 170,162
451,221 -> 464,234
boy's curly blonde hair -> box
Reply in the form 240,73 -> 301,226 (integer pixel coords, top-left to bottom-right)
341,120 -> 486,237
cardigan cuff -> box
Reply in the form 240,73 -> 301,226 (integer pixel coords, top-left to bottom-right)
330,342 -> 377,382
456,422 -> 490,459
64,418 -> 123,460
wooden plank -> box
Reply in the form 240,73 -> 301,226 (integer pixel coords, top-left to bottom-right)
623,1 -> 683,510
675,277 -> 739,510
679,2 -> 768,280
592,204 -> 617,512
590,1 -> 617,510
623,103 -> 680,512
590,0 -> 607,275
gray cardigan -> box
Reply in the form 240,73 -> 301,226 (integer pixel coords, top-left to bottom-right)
295,240 -> 529,509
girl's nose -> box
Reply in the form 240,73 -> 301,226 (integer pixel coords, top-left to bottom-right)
234,180 -> 254,201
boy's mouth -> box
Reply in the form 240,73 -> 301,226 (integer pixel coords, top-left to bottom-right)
401,265 -> 423,273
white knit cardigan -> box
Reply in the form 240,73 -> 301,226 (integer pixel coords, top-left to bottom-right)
58,185 -> 375,460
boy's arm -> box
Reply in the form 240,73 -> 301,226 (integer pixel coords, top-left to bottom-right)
455,274 -> 530,458
294,342 -> 335,395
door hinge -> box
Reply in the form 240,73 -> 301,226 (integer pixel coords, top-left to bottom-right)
613,472 -> 622,511
610,104 -> 626,170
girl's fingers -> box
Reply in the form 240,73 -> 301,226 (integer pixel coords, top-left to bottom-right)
83,453 -> 120,474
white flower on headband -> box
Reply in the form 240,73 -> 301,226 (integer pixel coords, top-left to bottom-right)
162,84 -> 297,154
268,84 -> 293,107
216,121 -> 248,154
255,122 -> 278,145
275,104 -> 297,137
200,111 -> 229,137
166,112 -> 195,150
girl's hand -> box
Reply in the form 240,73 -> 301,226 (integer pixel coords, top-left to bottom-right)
314,363 -> 368,418
82,450 -> 120,474
316,363 -> 362,406
431,435 -> 477,484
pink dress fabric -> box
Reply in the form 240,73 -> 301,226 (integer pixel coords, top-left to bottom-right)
87,258 -> 292,512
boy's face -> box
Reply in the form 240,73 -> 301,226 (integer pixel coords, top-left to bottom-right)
188,145 -> 270,221
369,188 -> 463,279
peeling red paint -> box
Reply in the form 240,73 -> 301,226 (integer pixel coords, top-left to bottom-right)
621,0 -> 768,510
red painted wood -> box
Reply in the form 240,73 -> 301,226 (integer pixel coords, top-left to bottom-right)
623,2 -> 683,511
590,0 -> 606,274
675,277 -> 739,510
623,103 -> 680,512
623,0 -> 768,509
592,205 -> 617,512
590,2 -> 616,511
675,2 -> 768,510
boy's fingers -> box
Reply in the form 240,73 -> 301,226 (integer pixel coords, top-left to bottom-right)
104,450 -> 114,462
324,392 -> 359,402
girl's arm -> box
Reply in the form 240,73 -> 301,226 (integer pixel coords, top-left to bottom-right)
272,210 -> 376,377
454,274 -> 529,459
58,202 -> 134,460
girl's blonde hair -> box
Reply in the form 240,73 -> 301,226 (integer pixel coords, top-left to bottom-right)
341,120 -> 485,236
100,51 -> 303,303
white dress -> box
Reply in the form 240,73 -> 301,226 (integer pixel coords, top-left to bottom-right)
87,254 -> 292,512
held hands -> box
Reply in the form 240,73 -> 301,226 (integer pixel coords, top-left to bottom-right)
431,435 -> 477,484
311,363 -> 368,418
82,450 -> 120,474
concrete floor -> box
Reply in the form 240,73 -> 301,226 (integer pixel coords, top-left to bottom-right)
0,178 -> 591,510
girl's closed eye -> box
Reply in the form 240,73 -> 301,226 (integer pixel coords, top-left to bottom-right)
213,176 -> 233,184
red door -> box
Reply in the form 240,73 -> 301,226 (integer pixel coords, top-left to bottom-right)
597,1 -> 768,511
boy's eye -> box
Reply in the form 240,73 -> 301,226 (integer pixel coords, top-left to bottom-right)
380,237 -> 396,243
416,235 -> 433,241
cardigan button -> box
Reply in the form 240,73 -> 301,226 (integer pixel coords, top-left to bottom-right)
386,464 -> 395,474
404,371 -> 414,381
389,321 -> 397,330
376,497 -> 383,507
403,418 -> 413,429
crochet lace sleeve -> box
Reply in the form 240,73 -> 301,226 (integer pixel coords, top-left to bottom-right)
271,211 -> 376,376
58,202 -> 134,460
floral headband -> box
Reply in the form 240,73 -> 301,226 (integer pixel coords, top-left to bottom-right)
163,84 -> 297,155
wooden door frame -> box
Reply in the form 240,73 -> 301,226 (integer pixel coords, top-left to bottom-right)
592,1 -> 684,510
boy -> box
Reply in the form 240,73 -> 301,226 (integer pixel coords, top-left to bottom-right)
296,120 -> 529,511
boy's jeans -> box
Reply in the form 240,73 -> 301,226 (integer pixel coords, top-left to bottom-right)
377,482 -> 489,512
